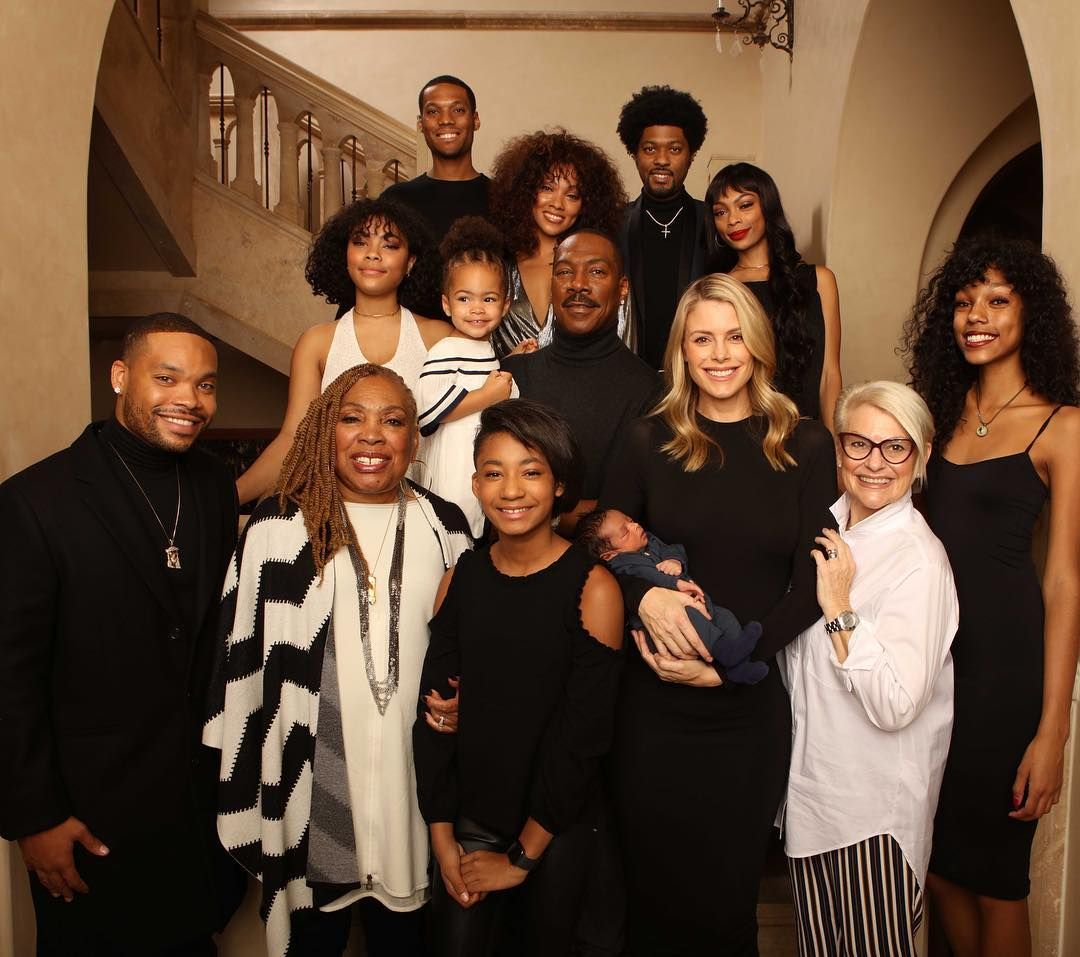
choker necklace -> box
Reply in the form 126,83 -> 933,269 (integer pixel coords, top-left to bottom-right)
340,482 -> 407,715
353,307 -> 401,319
108,443 -> 182,568
646,206 -> 683,239
974,381 -> 1026,437
737,262 -> 769,271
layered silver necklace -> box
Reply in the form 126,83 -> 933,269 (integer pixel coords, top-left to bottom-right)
340,483 -> 407,715
108,443 -> 182,569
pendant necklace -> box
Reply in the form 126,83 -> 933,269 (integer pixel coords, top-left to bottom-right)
974,381 -> 1027,437
646,206 -> 683,239
363,499 -> 398,605
340,483 -> 407,714
108,443 -> 182,568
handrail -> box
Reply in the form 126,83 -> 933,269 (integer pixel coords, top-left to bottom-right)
195,11 -> 415,158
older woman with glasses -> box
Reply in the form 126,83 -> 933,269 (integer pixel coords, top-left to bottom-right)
782,381 -> 959,957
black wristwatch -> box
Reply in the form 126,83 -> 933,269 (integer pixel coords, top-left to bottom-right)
824,609 -> 859,634
506,840 -> 540,873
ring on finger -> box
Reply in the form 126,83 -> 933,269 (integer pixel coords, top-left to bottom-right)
438,715 -> 445,728
826,548 -> 839,560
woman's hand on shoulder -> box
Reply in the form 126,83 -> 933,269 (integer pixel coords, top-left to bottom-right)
632,629 -> 722,687
638,587 -> 713,661
580,565 -> 625,650
810,528 -> 855,620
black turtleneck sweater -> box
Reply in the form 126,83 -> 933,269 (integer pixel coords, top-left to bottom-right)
502,324 -> 660,498
639,189 -> 696,369
99,417 -> 200,632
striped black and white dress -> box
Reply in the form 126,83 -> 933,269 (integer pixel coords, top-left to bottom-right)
417,335 -> 517,538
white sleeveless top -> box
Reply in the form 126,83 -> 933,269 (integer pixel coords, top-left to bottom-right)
321,307 -> 429,396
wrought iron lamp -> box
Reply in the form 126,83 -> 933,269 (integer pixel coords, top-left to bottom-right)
713,0 -> 794,58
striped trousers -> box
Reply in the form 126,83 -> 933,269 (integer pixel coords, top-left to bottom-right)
787,834 -> 923,957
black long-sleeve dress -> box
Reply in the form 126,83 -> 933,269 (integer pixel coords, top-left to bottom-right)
600,413 -> 836,956
414,543 -> 623,954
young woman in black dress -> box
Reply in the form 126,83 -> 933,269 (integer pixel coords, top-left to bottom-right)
903,236 -> 1080,957
414,399 -> 624,956
600,273 -> 836,955
706,163 -> 842,430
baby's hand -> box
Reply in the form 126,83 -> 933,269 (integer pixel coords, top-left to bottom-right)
508,338 -> 539,356
675,578 -> 705,604
656,559 -> 683,577
480,370 -> 514,401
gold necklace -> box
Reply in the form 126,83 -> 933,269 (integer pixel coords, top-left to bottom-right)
736,262 -> 769,271
974,381 -> 1027,437
353,306 -> 401,319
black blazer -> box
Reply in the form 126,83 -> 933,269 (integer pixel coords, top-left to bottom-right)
620,193 -> 709,352
0,423 -> 239,947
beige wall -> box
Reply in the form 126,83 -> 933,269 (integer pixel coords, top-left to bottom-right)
210,0 -> 764,202
1007,4 -> 1080,949
0,4 -> 117,952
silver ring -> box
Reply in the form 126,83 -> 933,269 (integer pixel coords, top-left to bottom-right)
438,715 -> 445,728
826,548 -> 839,560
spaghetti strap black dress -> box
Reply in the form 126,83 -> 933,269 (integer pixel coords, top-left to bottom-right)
926,406 -> 1063,900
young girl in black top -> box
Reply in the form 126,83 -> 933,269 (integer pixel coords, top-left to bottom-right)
413,399 -> 624,956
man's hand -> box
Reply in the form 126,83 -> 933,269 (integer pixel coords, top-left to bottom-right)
18,817 -> 109,902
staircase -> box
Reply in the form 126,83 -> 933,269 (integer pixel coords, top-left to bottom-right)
89,1 -> 418,376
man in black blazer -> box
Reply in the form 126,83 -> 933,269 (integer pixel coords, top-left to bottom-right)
0,314 -> 242,955
616,85 -> 710,370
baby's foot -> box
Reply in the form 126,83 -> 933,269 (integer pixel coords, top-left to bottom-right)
723,655 -> 769,685
711,620 -> 762,668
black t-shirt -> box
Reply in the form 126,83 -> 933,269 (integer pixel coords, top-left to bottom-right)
381,173 -> 491,242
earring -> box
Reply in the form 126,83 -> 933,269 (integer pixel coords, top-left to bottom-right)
114,386 -> 121,395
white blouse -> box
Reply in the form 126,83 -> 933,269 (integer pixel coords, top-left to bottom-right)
782,492 -> 958,885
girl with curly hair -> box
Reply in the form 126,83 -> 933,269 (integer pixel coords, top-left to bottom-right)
237,199 -> 450,504
706,163 -> 842,430
902,235 -> 1080,957
487,129 -> 628,358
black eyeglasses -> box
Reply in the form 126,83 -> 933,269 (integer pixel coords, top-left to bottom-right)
838,432 -> 916,465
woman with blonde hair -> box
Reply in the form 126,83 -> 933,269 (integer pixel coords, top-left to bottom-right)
600,273 -> 837,955
783,380 -> 958,957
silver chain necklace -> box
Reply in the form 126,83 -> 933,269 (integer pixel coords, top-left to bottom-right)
108,443 -> 182,569
645,205 -> 684,238
340,483 -> 407,715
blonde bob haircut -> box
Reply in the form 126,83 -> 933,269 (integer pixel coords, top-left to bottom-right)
834,380 -> 934,485
655,273 -> 799,472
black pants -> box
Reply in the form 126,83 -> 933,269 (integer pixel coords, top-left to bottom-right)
287,897 -> 427,957
431,810 -> 599,957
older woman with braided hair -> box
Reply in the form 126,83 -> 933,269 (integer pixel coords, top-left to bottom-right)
204,364 -> 472,957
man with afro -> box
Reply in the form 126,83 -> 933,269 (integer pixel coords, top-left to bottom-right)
616,85 -> 709,370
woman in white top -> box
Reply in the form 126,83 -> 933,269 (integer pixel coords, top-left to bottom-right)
205,365 -> 472,957
783,380 -> 958,957
236,199 -> 450,505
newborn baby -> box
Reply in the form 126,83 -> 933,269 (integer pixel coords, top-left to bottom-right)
578,508 -> 767,685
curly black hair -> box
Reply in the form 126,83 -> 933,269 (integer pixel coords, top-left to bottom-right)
901,233 -> 1080,445
616,85 -> 708,154
704,163 -> 812,399
439,216 -> 511,295
304,198 -> 442,314
575,507 -> 614,560
488,130 -> 628,259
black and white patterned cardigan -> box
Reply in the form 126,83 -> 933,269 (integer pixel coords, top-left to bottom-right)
203,482 -> 471,957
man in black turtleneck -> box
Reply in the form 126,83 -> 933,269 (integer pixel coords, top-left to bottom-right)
0,314 -> 242,954
502,230 -> 659,534
616,85 -> 710,370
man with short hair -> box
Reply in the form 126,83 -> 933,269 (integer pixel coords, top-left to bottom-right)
502,230 -> 659,533
381,74 -> 490,243
616,85 -> 710,370
0,314 -> 242,955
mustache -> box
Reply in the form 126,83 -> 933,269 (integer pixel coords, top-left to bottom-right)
562,294 -> 599,308
152,405 -> 208,422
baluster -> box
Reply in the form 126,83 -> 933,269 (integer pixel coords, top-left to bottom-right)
231,72 -> 261,201
275,107 -> 302,225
